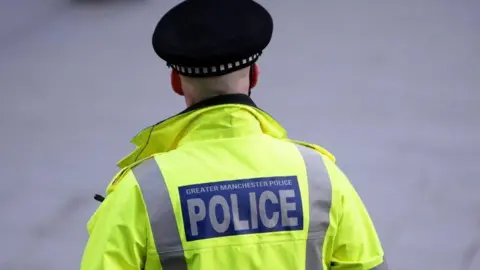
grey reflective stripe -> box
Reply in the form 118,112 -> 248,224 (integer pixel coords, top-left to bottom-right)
372,261 -> 389,270
132,158 -> 187,270
134,148 -> 332,270
296,145 -> 332,270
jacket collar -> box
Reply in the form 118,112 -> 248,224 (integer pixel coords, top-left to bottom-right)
117,94 -> 287,168
115,93 -> 336,171
151,94 -> 258,127
181,94 -> 257,114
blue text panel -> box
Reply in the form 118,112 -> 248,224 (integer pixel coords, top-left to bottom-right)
178,176 -> 304,241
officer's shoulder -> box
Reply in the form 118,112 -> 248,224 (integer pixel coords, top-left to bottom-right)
289,139 -> 336,163
108,155 -> 162,193
290,139 -> 354,191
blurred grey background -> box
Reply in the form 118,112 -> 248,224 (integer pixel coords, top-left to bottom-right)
0,0 -> 479,269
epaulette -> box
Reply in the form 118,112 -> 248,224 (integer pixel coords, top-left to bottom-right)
93,165 -> 130,203
93,154 -> 158,203
289,139 -> 336,163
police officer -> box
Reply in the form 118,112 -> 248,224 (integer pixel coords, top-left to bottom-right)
81,0 -> 388,269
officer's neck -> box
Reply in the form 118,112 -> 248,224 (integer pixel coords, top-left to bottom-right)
182,94 -> 257,114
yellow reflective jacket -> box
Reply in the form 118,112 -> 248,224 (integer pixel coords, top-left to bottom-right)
81,95 -> 386,270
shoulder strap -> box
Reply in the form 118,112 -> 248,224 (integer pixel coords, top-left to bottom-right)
288,139 -> 336,163
94,154 -> 159,203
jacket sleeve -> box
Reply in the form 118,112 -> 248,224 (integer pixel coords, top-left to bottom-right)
323,158 -> 387,270
80,170 -> 149,270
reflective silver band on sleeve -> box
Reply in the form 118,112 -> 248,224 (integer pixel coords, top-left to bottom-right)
296,145 -> 332,270
132,158 -> 188,270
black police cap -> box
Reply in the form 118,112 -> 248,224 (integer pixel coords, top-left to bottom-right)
152,0 -> 273,77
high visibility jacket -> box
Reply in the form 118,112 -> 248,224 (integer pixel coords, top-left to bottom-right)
81,94 -> 387,270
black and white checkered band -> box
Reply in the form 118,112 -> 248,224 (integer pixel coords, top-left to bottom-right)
168,52 -> 261,77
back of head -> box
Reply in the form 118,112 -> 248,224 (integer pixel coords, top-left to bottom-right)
151,0 -> 273,106
180,67 -> 251,103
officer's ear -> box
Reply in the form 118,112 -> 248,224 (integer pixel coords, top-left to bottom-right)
249,63 -> 259,89
171,70 -> 184,96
